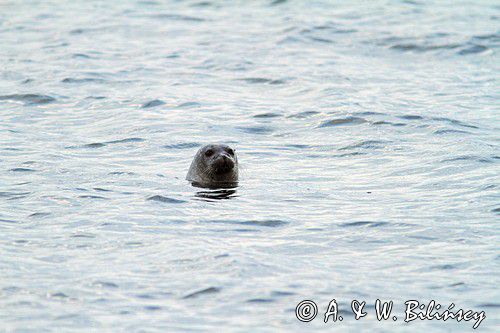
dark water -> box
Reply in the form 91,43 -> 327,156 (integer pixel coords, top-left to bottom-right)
0,0 -> 499,331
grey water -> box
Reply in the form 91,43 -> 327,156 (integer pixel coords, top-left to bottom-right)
0,0 -> 499,331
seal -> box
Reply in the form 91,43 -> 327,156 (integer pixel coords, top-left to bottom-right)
186,144 -> 238,188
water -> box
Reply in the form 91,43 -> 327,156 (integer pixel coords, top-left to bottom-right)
1,0 -> 499,331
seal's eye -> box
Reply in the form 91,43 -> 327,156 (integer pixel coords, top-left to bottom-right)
226,148 -> 234,156
204,149 -> 214,157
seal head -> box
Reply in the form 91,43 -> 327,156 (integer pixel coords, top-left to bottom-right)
186,144 -> 238,188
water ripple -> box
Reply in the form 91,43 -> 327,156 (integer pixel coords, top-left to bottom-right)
163,142 -> 200,149
147,195 -> 187,204
338,140 -> 389,150
458,45 -> 490,55
209,220 -> 290,227
287,111 -> 320,118
238,78 -> 286,85
62,78 -> 106,84
182,287 -> 221,299
152,14 -> 206,22
142,99 -> 166,108
68,138 -> 144,149
390,43 -> 461,52
9,168 -> 36,172
433,129 -> 471,135
318,117 -> 367,127
339,221 -> 390,228
253,112 -> 282,118
237,126 -> 273,134
0,94 -> 56,105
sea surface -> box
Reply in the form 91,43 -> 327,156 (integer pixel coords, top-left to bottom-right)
0,0 -> 499,332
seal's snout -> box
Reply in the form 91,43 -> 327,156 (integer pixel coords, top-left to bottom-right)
214,154 -> 234,173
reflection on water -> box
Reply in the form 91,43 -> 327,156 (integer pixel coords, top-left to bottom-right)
194,188 -> 238,201
190,180 -> 239,201
0,0 -> 498,331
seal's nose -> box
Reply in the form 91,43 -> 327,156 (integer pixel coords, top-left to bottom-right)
221,155 -> 234,168
214,154 -> 234,172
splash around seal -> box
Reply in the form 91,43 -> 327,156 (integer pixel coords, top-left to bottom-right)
186,144 -> 238,188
